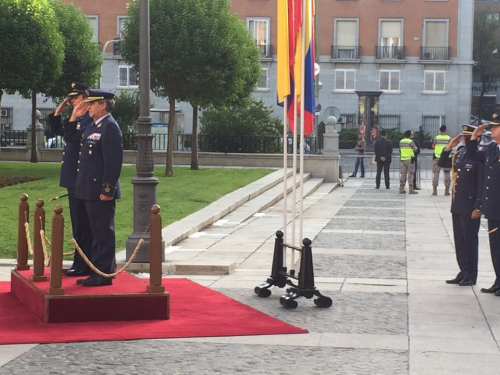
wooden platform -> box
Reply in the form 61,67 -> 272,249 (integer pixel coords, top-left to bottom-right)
11,269 -> 170,323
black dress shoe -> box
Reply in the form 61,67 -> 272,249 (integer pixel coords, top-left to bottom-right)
445,276 -> 462,284
360,176 -> 365,178
64,268 -> 90,277
375,187 -> 380,189
413,186 -> 421,191
80,275 -> 112,287
386,187 -> 390,189
349,174 -> 356,177
481,285 -> 500,293
495,290 -> 500,297
459,280 -> 476,286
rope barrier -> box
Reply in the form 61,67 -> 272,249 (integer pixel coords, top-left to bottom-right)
24,211 -> 33,256
68,223 -> 149,278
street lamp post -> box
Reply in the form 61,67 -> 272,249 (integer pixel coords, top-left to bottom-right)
125,0 -> 163,263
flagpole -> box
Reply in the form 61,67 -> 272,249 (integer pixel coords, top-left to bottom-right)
291,99 -> 298,269
298,0 -> 307,253
282,101 -> 288,267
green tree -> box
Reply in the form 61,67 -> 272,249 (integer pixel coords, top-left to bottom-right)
121,0 -> 261,176
113,91 -> 140,133
474,12 -> 500,120
45,0 -> 101,100
0,0 -> 64,162
199,98 -> 281,153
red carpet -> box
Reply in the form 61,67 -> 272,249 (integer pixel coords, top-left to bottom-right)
0,278 -> 307,344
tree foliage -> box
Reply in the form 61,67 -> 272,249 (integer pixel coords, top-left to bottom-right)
45,0 -> 102,100
0,0 -> 64,100
200,98 -> 281,137
474,12 -> 500,118
0,0 -> 64,162
121,0 -> 261,176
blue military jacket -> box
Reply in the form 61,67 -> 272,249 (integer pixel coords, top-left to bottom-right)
65,114 -> 123,201
467,139 -> 500,220
49,112 -> 92,189
440,146 -> 483,217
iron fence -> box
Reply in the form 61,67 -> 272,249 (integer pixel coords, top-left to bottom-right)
422,115 -> 445,137
420,46 -> 451,61
376,46 -> 406,60
331,45 -> 360,60
379,114 -> 401,130
340,113 -> 357,129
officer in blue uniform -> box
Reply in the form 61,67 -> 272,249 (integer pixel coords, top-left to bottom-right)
48,82 -> 93,277
65,89 -> 123,287
439,125 -> 483,286
467,122 -> 500,294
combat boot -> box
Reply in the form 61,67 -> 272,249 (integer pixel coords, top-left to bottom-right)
444,185 -> 450,196
432,186 -> 437,196
409,187 -> 419,195
399,185 -> 406,194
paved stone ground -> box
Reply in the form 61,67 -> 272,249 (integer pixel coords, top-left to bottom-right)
2,178 -> 500,375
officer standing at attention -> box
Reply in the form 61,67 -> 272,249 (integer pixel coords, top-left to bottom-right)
440,126 -> 483,287
432,125 -> 452,196
66,89 -> 123,287
48,82 -> 93,277
467,122 -> 500,295
399,130 -> 419,194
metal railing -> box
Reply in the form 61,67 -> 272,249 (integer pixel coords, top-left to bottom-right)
420,46 -> 451,61
1,131 -> 324,154
379,114 -> 401,130
258,44 -> 273,58
376,46 -> 406,60
340,154 -> 436,184
422,115 -> 445,137
340,113 -> 357,129
331,45 -> 360,60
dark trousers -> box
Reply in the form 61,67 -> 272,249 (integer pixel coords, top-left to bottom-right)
413,158 -> 419,188
452,214 -> 480,282
376,161 -> 390,188
83,199 -> 117,275
67,189 -> 93,272
488,219 -> 500,286
353,156 -> 365,177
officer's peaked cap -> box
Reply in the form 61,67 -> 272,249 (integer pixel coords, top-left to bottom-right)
84,89 -> 115,103
68,82 -> 90,97
461,124 -> 477,136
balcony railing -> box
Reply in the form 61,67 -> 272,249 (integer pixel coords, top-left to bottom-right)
375,46 -> 406,60
258,44 -> 273,58
331,45 -> 360,60
420,47 -> 450,61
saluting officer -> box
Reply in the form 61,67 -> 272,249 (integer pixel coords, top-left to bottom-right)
440,125 -> 483,286
66,89 -> 123,287
467,122 -> 500,294
48,82 -> 93,277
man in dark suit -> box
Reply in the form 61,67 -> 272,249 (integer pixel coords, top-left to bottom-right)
66,89 -> 123,287
439,127 -> 483,286
374,130 -> 393,189
468,122 -> 500,294
48,82 -> 93,277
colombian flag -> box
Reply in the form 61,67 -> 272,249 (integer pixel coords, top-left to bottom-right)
278,0 -> 314,135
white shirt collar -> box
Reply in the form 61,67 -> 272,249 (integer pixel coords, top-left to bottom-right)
94,114 -> 110,126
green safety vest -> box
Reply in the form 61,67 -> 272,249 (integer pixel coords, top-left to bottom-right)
399,138 -> 414,161
434,134 -> 451,158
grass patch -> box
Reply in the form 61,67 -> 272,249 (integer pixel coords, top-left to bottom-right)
0,176 -> 43,188
0,162 -> 272,259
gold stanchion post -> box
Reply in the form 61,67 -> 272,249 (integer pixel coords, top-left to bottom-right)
17,194 -> 30,271
30,199 -> 47,282
48,205 -> 64,295
147,204 -> 165,293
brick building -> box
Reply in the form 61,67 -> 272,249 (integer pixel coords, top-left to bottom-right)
1,0 -> 475,140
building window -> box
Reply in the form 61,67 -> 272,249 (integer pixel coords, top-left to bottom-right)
247,18 -> 271,57
118,66 -> 139,88
117,16 -> 127,38
86,15 -> 99,42
334,69 -> 356,91
333,19 -> 359,59
423,71 -> 446,93
257,68 -> 268,90
380,70 -> 400,92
